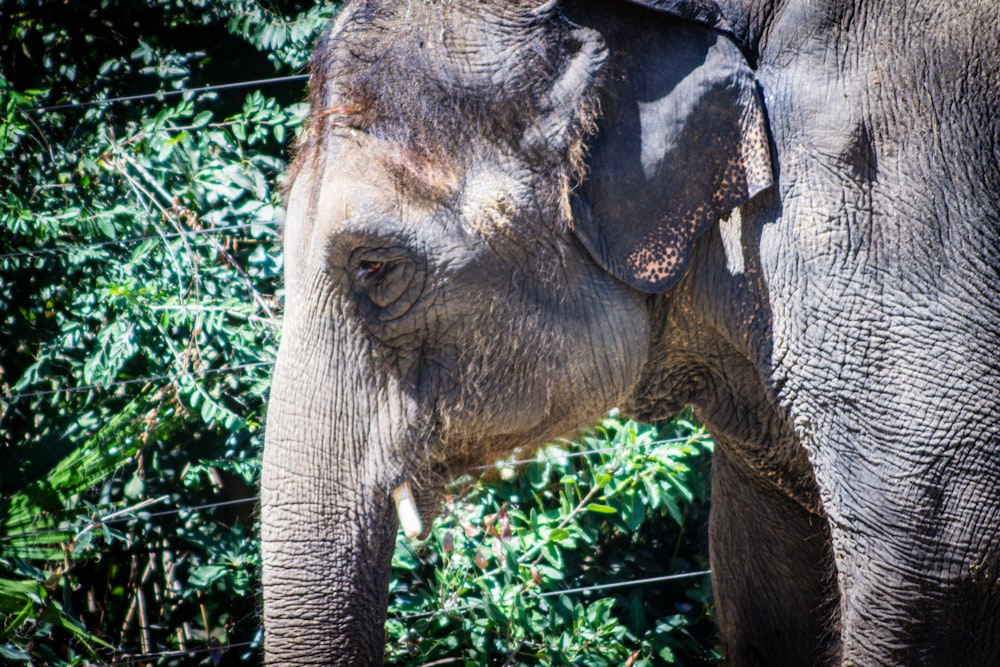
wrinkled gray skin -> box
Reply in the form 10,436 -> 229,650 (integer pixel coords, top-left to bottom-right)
261,0 -> 1000,664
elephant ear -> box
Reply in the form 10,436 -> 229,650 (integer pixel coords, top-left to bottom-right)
569,0 -> 773,293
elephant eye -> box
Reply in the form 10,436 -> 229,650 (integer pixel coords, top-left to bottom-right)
348,247 -> 426,319
357,259 -> 386,281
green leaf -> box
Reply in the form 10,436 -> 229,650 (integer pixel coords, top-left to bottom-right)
547,528 -> 570,541
190,110 -> 213,129
189,564 -> 228,589
625,492 -> 646,532
0,645 -> 31,663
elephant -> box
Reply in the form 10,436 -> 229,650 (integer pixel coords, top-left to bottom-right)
260,0 -> 1000,664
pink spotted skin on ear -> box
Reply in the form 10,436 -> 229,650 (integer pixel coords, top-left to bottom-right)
628,239 -> 683,285
626,160 -> 747,285
627,205 -> 703,286
740,105 -> 773,196
626,100 -> 771,288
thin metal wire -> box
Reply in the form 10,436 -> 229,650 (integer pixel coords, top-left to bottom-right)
104,571 -> 713,660
1,360 -> 274,402
22,74 -> 310,114
0,432 -> 708,541
536,570 -> 712,597
112,640 -> 256,665
0,221 -> 280,261
476,432 -> 711,470
107,570 -> 713,661
142,496 -> 260,519
0,496 -> 262,543
387,569 -> 713,622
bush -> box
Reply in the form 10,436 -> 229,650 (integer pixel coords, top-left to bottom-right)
386,414 -> 717,666
1,3 -> 719,665
1,2 -> 333,664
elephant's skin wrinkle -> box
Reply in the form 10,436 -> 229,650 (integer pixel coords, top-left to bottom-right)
262,0 -> 1000,665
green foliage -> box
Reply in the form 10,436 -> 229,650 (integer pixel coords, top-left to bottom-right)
1,1 -> 336,664
386,415 -> 718,666
1,2 -> 720,665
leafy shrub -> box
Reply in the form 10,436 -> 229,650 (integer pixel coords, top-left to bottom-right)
386,415 -> 717,666
1,2 -> 334,664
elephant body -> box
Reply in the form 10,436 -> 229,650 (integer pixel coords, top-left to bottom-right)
262,0 -> 1000,664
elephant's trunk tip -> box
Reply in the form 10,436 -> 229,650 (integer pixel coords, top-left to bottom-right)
393,481 -> 423,540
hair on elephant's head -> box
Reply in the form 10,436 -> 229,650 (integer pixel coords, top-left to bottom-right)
261,0 -> 772,663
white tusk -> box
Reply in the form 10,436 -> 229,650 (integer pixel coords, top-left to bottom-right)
531,0 -> 558,16
393,482 -> 423,540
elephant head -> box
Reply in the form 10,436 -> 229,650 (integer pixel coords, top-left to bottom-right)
261,0 -> 772,663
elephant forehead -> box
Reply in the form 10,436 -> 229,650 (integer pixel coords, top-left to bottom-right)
305,1 -> 570,181
282,141 -> 389,257
374,139 -> 460,204
306,134 -> 451,218
459,163 -> 534,236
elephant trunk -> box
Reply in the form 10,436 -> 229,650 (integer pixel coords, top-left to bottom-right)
261,306 -> 405,665
261,475 -> 395,664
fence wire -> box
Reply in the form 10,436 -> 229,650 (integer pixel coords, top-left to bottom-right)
105,569 -> 713,663
0,221 -> 280,261
474,431 -> 710,472
1,361 -> 275,403
111,640 -> 256,665
388,569 -> 713,623
22,74 -> 310,114
0,432 -> 708,543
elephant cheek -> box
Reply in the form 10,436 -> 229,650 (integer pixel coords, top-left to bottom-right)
260,303 -> 401,666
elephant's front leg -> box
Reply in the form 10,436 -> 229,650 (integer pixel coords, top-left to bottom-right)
818,445 -> 1000,665
709,441 -> 837,666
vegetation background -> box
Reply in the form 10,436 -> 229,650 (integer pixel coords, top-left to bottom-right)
1,1 -> 718,664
